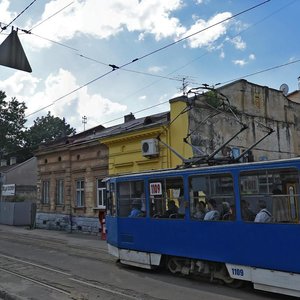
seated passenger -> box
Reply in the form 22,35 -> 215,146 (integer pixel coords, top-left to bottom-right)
254,200 -> 272,223
193,201 -> 207,220
165,200 -> 178,218
221,201 -> 232,220
241,199 -> 255,221
128,200 -> 142,217
204,199 -> 220,221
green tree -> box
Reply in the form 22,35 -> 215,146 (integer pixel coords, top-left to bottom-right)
0,91 -> 27,160
24,111 -> 76,152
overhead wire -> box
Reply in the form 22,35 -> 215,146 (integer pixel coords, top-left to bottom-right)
25,0 -> 271,118
123,0 -> 270,66
27,32 -> 79,51
101,100 -> 170,125
216,58 -> 300,86
0,0 -> 37,33
78,0 -> 294,106
5,0 -> 279,104
29,1 -> 74,32
77,54 -> 182,82
18,1 -> 78,52
120,0 -> 298,123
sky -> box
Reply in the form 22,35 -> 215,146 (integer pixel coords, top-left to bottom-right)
0,0 -> 299,133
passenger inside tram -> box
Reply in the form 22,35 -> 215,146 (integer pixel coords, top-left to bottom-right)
128,200 -> 142,218
193,200 -> 207,220
220,201 -> 232,220
241,200 -> 256,221
204,199 -> 220,221
254,200 -> 272,223
164,200 -> 178,218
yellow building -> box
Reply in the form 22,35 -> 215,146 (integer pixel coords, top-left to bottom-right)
100,96 -> 192,175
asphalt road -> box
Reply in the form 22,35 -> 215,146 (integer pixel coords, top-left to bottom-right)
0,225 -> 295,300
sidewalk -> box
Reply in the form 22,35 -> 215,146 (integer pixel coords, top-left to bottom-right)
0,224 -> 107,251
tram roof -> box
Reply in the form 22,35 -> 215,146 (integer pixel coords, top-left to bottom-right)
107,157 -> 300,180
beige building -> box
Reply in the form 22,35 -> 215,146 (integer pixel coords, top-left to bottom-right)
35,125 -> 108,233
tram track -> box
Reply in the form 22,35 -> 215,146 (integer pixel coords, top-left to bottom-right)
0,231 -> 114,264
0,254 -> 163,300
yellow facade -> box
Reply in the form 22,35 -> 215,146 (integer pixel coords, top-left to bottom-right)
101,96 -> 193,176
168,96 -> 193,167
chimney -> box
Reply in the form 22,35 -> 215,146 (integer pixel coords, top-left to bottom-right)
1,159 -> 7,167
298,76 -> 300,90
10,157 -> 16,165
124,113 -> 135,123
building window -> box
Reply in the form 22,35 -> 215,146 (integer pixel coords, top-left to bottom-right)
42,180 -> 50,204
97,179 -> 106,208
76,179 -> 84,207
56,179 -> 64,205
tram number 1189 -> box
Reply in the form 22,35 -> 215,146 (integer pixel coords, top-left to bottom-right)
232,268 -> 244,277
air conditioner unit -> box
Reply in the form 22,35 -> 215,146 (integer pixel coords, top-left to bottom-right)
141,139 -> 159,157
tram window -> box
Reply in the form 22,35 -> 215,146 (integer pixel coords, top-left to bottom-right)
117,180 -> 145,217
189,174 -> 235,221
240,168 -> 299,223
149,177 -> 184,219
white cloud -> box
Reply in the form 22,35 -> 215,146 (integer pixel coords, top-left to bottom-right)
139,95 -> 147,100
14,0 -> 186,50
183,12 -> 232,49
230,36 -> 246,50
0,0 -> 16,24
232,53 -> 255,67
289,56 -> 296,62
249,53 -> 255,60
148,66 -> 164,73
233,59 -> 247,67
0,72 -> 39,98
0,68 -> 126,129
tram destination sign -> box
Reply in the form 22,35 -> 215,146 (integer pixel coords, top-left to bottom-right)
150,182 -> 162,195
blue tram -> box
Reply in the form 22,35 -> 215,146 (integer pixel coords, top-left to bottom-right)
105,158 -> 300,297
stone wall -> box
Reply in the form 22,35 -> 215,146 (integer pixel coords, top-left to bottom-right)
189,80 -> 300,161
35,212 -> 101,235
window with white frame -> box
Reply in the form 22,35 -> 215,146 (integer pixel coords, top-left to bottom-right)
56,179 -> 64,205
76,179 -> 84,207
97,179 -> 106,208
42,180 -> 50,204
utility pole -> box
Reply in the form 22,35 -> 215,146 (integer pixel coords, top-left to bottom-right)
176,76 -> 197,95
82,116 -> 87,131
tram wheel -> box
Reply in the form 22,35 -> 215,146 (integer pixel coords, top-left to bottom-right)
167,257 -> 182,274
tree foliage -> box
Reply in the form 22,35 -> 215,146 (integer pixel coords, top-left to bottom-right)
24,111 -> 76,151
0,91 -> 76,163
0,91 -> 27,159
